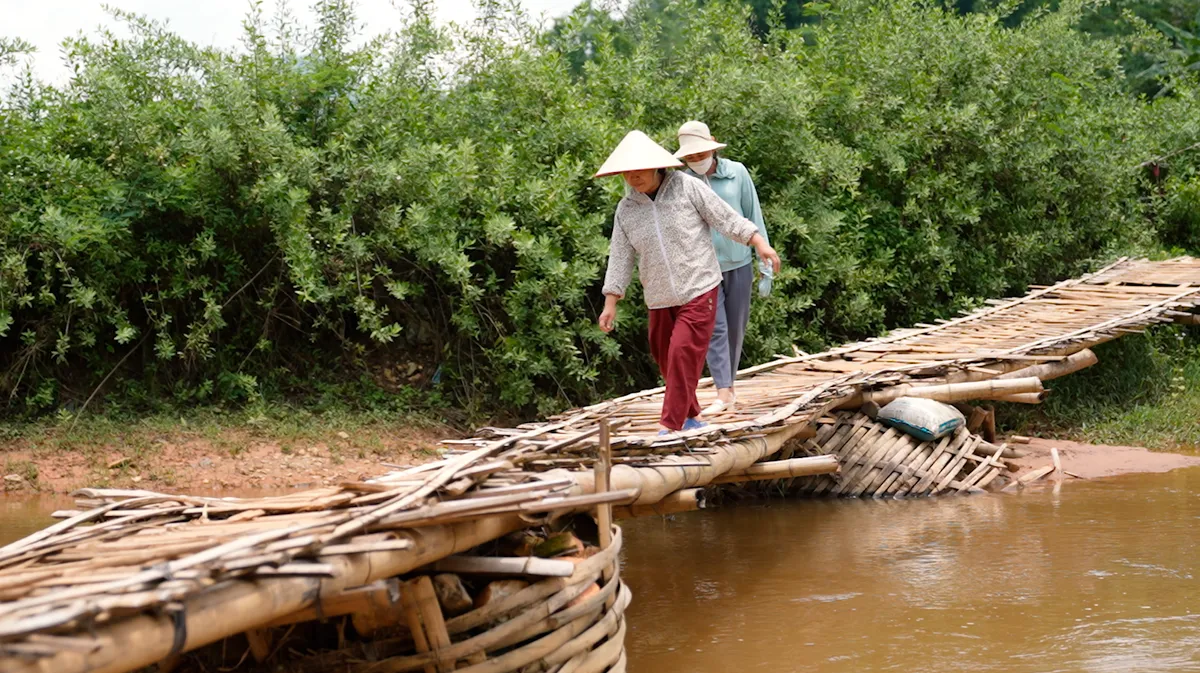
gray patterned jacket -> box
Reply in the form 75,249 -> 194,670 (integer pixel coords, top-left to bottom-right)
602,170 -> 758,310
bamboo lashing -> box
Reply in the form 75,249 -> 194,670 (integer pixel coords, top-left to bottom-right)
263,579 -> 398,628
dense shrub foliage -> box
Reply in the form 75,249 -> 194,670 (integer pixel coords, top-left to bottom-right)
0,0 -> 1195,419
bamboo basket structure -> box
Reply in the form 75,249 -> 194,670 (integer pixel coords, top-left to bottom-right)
286,526 -> 631,673
0,437 -> 640,673
3,256 -> 1200,673
787,412 -> 1015,498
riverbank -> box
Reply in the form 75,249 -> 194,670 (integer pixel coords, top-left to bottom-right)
0,415 -> 453,493
2,420 -> 1197,494
4,319 -> 1199,494
1011,437 -> 1200,480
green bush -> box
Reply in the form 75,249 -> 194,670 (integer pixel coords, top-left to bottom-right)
0,0 -> 1185,421
999,327 -> 1200,448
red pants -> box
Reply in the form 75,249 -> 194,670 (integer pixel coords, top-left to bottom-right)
648,287 -> 718,431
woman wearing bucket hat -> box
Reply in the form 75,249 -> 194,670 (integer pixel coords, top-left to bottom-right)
595,130 -> 782,435
676,120 -> 773,417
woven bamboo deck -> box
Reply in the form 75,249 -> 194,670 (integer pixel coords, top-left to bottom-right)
1,256 -> 1199,673
456,256 -> 1200,455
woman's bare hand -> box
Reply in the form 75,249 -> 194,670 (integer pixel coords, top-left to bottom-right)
599,305 -> 617,333
750,234 -> 782,274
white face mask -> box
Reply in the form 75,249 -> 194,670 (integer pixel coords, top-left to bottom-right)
686,156 -> 714,175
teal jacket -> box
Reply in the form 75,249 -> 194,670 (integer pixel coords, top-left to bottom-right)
685,158 -> 771,276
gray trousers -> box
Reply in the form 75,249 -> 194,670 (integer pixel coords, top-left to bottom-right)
706,263 -> 753,390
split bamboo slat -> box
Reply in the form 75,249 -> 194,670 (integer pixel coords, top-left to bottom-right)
788,412 -> 1013,497
2,257 -> 1200,673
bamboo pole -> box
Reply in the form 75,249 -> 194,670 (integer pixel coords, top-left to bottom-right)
412,577 -> 455,673
983,405 -> 996,443
594,421 -> 615,612
541,587 -> 631,668
9,516 -> 530,673
992,392 -> 1047,404
996,349 -> 1097,382
400,578 -> 439,673
244,629 -> 271,663
837,377 -> 1044,409
542,420 -> 815,505
704,257 -> 1131,382
972,441 -> 1023,460
855,432 -> 917,497
955,442 -> 1006,493
613,489 -> 704,519
432,557 -> 576,578
441,577 -> 627,673
1004,465 -> 1056,491
558,613 -> 626,673
365,532 -> 623,673
710,455 -> 841,484
378,579 -> 608,673
445,581 -> 566,636
443,530 -> 619,641
594,422 -> 613,552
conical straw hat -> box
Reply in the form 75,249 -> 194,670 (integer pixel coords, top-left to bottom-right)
593,130 -> 683,178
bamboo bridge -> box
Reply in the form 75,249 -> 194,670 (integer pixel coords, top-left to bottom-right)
3,256 -> 1200,673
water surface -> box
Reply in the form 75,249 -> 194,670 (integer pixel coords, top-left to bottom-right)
622,469 -> 1200,672
3,471 -> 1198,672
0,495 -> 70,545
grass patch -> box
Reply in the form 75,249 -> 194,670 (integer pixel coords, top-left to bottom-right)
1,459 -> 39,486
8,329 -> 1200,462
0,376 -> 457,456
0,401 -> 455,460
1001,327 -> 1200,451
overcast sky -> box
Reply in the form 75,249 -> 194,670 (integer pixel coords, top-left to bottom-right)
3,0 -> 582,83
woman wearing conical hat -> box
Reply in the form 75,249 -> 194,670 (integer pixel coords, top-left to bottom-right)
595,131 -> 782,435
675,120 -> 773,417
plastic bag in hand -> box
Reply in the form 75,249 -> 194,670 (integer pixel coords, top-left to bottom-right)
757,259 -> 773,298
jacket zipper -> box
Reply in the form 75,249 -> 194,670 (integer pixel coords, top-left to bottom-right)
650,201 -> 681,305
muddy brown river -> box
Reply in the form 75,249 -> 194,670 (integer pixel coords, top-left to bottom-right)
622,468 -> 1200,672
3,469 -> 1199,672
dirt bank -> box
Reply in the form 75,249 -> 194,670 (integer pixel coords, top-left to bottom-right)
0,425 -> 453,494
4,423 -> 1198,495
1008,437 -> 1200,480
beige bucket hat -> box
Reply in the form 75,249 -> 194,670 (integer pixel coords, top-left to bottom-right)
674,120 -> 727,158
593,130 -> 683,178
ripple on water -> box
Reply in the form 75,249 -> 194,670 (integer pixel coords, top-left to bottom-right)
620,466 -> 1200,673
791,592 -> 862,604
